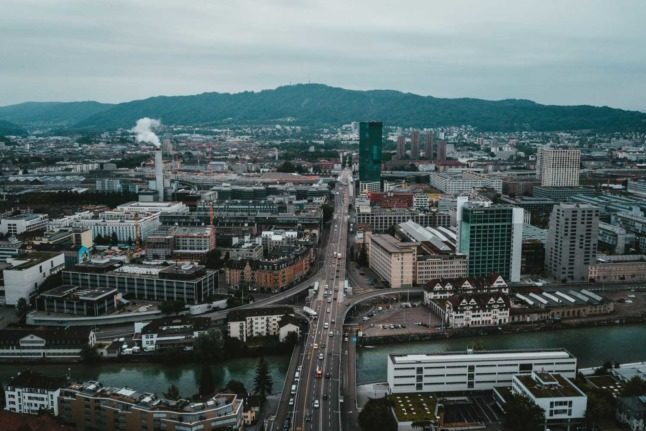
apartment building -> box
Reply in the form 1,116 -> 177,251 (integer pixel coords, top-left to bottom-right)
387,348 -> 577,394
4,370 -> 65,416
356,208 -> 449,233
423,275 -> 509,302
431,293 -> 510,328
429,171 -> 503,195
227,307 -> 297,342
368,234 -> 416,288
59,381 -> 243,431
140,317 -> 210,352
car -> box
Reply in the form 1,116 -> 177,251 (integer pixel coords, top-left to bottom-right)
313,400 -> 320,408
289,397 -> 294,406
327,298 -> 332,303
319,353 -> 324,360
327,308 -> 330,313
313,343 -> 319,349
305,415 -> 312,422
325,371 -> 332,378
331,319 -> 335,324
329,331 -> 334,337
324,322 -> 329,329
323,393 -> 328,400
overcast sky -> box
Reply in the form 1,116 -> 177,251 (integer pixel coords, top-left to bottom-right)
1,0 -> 645,110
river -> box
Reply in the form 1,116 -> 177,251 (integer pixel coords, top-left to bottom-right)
356,323 -> 646,384
3,324 -> 645,395
0,355 -> 290,399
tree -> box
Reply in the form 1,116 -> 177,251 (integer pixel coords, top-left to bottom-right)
358,398 -> 397,431
80,345 -> 100,364
164,384 -> 180,400
160,300 -> 185,315
110,232 -> 119,246
586,387 -> 616,429
282,331 -> 299,346
322,203 -> 334,222
621,376 -> 646,396
198,364 -> 215,398
503,394 -> 544,431
253,357 -> 273,400
225,379 -> 247,397
194,328 -> 225,363
358,247 -> 368,267
16,297 -> 29,318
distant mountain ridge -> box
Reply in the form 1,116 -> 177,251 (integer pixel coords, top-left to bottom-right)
1,84 -> 645,132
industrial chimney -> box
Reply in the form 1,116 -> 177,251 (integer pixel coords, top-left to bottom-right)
155,150 -> 164,201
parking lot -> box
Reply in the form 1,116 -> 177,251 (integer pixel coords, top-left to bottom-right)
350,301 -> 444,336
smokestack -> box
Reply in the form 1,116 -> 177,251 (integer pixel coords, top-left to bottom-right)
155,150 -> 164,201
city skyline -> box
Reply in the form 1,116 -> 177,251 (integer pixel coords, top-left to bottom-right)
1,0 -> 646,111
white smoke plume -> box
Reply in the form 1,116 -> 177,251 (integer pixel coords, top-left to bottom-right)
132,117 -> 161,148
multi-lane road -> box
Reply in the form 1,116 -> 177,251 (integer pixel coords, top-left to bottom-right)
283,170 -> 352,431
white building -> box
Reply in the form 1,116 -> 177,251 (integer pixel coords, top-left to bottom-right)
387,349 -> 577,394
4,370 -> 64,416
2,252 -> 65,305
74,210 -> 160,242
368,234 -> 416,288
116,201 -> 190,214
536,148 -> 580,187
429,171 -> 502,195
227,307 -> 295,342
0,213 -> 49,235
413,192 -> 430,211
261,229 -> 298,251
140,317 -> 209,352
511,372 -> 587,423
0,327 -> 95,360
440,293 -> 510,328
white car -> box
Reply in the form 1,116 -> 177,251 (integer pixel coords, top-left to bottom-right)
319,353 -> 324,360
313,400 -> 320,408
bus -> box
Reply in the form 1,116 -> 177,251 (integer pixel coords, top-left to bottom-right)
303,306 -> 318,319
316,366 -> 322,378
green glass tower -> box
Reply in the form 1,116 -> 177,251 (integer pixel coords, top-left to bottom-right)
359,122 -> 382,191
458,203 -> 523,282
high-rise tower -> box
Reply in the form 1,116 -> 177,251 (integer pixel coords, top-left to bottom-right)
359,121 -> 382,193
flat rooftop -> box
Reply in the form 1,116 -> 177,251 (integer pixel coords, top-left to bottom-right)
371,234 -> 417,254
389,348 -> 573,364
389,393 -> 438,423
515,373 -> 584,398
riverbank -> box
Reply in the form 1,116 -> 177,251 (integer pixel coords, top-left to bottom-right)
357,313 -> 646,346
355,323 -> 646,385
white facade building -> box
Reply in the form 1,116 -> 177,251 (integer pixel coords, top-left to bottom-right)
2,252 -> 65,305
0,213 -> 49,235
74,211 -> 160,242
429,171 -> 503,195
511,372 -> 587,423
387,349 -> 577,394
116,201 -> 189,214
227,307 -> 294,342
4,371 -> 63,416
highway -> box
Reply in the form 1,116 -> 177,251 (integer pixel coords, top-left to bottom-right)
283,169 -> 351,431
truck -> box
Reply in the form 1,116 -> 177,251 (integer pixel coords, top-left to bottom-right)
303,306 -> 318,319
313,281 -> 319,293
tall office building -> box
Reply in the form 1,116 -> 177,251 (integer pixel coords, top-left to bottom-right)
536,148 -> 581,187
458,202 -> 523,282
436,141 -> 447,161
396,135 -> 406,159
410,130 -> 420,160
545,203 -> 599,282
424,132 -> 434,159
359,121 -> 383,193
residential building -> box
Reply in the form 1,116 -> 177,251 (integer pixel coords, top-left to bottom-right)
617,396 -> 646,431
59,382 -> 243,431
140,317 -> 210,352
410,130 -> 420,159
0,327 -> 95,360
545,203 -> 599,282
598,222 -> 630,254
627,179 -> 646,198
0,213 -> 48,236
173,226 -> 216,260
116,201 -> 190,214
436,141 -> 447,161
95,178 -> 123,193
0,237 -> 22,262
387,348 -> 577,394
423,275 -> 509,302
536,148 -> 581,187
458,203 -> 523,282
533,185 -> 594,202
368,234 -> 416,288
63,260 -> 216,304
4,370 -> 65,416
511,372 -> 587,426
424,132 -> 434,159
396,136 -> 406,159
429,171 -> 503,195
227,307 -> 295,342
359,121 -> 383,193
413,192 -> 430,211
261,229 -> 298,252
1,252 -> 65,305
74,210 -> 160,243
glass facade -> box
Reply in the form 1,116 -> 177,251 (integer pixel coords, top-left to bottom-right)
359,121 -> 383,183
460,206 -> 514,279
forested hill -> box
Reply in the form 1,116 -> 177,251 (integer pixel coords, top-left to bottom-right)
2,84 -> 645,132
